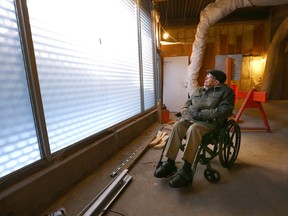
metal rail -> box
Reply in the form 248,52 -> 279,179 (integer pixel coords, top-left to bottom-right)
78,169 -> 132,216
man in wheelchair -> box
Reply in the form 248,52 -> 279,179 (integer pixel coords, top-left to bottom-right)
154,69 -> 235,188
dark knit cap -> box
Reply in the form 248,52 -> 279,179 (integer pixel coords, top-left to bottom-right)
208,69 -> 227,83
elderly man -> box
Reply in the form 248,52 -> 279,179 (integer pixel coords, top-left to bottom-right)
154,69 -> 235,188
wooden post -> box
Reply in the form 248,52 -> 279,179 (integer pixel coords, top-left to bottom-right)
226,57 -> 232,85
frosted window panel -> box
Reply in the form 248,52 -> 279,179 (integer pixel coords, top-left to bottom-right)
0,0 -> 40,178
27,0 -> 141,152
140,2 -> 156,110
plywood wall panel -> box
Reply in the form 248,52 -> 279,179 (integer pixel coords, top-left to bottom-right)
220,34 -> 228,54
242,24 -> 254,54
161,43 -> 192,57
253,24 -> 264,54
236,35 -> 243,54
228,44 -> 236,54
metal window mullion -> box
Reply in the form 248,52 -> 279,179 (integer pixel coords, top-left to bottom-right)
139,0 -> 157,109
151,8 -> 162,104
137,0 -> 145,112
14,0 -> 52,161
151,8 -> 158,106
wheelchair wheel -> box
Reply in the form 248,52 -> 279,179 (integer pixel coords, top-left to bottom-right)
204,168 -> 220,183
219,119 -> 241,168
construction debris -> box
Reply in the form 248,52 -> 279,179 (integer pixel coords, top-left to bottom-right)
149,131 -> 167,147
163,124 -> 173,131
153,135 -> 169,149
149,122 -> 175,149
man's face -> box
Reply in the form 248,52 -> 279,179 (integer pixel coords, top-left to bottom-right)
204,73 -> 219,88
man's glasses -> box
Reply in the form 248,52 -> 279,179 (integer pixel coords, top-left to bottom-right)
206,74 -> 216,80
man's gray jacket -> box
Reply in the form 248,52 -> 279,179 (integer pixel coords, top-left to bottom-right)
182,84 -> 235,126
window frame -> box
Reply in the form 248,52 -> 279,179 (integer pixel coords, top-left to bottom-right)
0,0 -> 157,189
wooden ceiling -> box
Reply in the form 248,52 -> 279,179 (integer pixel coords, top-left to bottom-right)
153,0 -> 273,27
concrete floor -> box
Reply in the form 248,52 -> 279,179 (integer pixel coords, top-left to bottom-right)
42,100 -> 288,216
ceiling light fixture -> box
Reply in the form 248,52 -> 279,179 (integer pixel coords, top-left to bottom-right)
163,32 -> 169,40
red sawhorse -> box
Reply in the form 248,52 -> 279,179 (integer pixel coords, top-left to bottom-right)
234,89 -> 271,132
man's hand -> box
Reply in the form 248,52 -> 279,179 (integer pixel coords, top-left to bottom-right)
175,112 -> 182,117
192,111 -> 203,121
176,108 -> 191,120
176,108 -> 188,117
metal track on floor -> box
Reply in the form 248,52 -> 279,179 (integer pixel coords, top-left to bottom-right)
78,169 -> 132,216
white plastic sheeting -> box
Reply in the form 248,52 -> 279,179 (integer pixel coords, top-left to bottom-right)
261,16 -> 288,94
188,0 -> 288,95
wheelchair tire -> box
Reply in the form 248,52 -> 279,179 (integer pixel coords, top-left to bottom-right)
204,168 -> 220,183
219,119 -> 241,168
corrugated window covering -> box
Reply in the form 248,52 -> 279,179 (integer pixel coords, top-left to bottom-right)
27,0 -> 141,153
0,0 -> 40,177
140,0 -> 155,110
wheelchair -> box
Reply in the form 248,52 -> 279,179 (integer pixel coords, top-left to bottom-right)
156,119 -> 241,185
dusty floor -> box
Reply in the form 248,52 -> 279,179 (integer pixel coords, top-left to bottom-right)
42,100 -> 288,216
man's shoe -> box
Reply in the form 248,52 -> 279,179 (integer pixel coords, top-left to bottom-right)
154,161 -> 177,178
169,169 -> 193,188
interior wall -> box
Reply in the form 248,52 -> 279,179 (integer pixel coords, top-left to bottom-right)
161,22 -> 270,91
160,42 -> 215,89
161,5 -> 288,99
